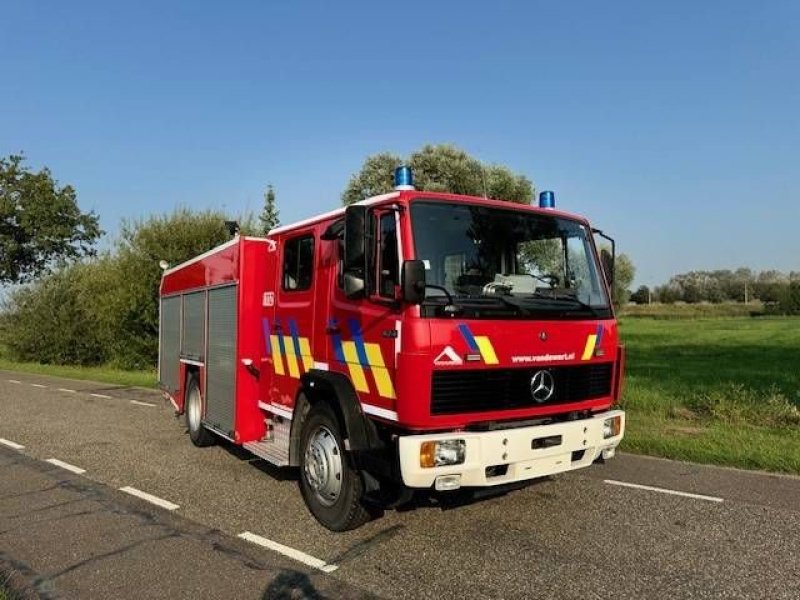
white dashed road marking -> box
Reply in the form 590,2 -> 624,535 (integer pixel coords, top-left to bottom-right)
604,479 -> 724,503
130,400 -> 156,407
7,379 -> 21,384
238,531 -> 339,573
57,388 -> 76,393
90,393 -> 112,399
0,438 -> 25,450
119,486 -> 179,511
31,384 -> 47,389
46,458 -> 86,474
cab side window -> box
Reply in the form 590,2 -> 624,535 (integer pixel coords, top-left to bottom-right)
283,234 -> 315,291
378,213 -> 399,298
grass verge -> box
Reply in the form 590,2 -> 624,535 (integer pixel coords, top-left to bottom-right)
0,357 -> 156,389
618,317 -> 800,474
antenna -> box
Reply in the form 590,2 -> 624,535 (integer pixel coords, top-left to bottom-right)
481,165 -> 488,199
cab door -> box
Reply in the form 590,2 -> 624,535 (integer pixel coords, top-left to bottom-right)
329,209 -> 402,420
269,229 -> 317,409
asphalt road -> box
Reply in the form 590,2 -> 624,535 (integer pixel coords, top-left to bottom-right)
1,370 -> 799,599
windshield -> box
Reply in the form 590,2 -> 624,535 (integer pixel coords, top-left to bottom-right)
411,201 -> 611,318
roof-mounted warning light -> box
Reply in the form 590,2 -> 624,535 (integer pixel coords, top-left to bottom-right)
539,190 -> 555,209
394,166 -> 415,190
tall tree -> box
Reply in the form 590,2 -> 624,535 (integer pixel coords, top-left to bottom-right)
0,154 -> 101,284
612,253 -> 636,306
259,184 -> 280,233
342,144 -> 534,205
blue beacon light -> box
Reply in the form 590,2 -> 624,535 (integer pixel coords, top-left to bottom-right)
394,166 -> 415,190
539,190 -> 555,209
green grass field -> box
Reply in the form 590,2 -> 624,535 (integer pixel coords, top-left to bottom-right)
0,357 -> 156,389
618,317 -> 800,473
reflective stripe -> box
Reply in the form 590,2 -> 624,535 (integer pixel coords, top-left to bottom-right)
262,318 -> 271,355
347,319 -> 370,368
474,336 -> 499,365
365,343 -> 396,399
270,335 -> 285,375
582,334 -> 598,361
299,338 -> 314,372
342,341 -> 369,392
458,323 -> 479,351
283,335 -> 300,378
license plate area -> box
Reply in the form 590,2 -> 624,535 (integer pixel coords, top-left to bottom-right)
531,434 -> 562,450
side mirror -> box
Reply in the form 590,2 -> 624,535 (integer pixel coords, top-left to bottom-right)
402,260 -> 426,304
600,249 -> 614,287
343,205 -> 367,298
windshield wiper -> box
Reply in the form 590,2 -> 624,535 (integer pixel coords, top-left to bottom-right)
531,291 -> 602,316
493,295 -> 531,315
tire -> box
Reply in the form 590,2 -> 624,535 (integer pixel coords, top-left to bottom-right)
185,374 -> 215,447
299,402 -> 371,531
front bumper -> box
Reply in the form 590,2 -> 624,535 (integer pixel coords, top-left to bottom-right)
398,410 -> 624,488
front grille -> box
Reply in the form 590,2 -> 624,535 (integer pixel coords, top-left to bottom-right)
430,363 -> 613,415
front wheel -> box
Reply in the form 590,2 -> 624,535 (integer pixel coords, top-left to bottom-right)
299,403 -> 371,531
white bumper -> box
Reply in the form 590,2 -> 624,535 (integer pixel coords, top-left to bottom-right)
398,410 -> 625,488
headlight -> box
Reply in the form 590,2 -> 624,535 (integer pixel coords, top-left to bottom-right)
420,439 -> 466,468
603,416 -> 622,439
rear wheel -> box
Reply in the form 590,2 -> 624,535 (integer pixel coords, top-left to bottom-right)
185,375 -> 215,447
299,403 -> 370,531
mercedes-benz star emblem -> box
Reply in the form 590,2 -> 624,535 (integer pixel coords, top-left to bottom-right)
530,370 -> 555,403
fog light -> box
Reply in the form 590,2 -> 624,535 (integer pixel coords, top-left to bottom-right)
602,447 -> 616,460
435,474 -> 462,491
603,416 -> 621,439
420,439 -> 466,468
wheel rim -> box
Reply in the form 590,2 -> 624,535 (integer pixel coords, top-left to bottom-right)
303,425 -> 343,507
187,385 -> 201,433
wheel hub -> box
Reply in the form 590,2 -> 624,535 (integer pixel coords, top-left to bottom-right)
304,426 -> 342,507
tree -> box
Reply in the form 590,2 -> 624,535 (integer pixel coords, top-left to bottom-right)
612,254 -> 635,306
0,154 -> 101,284
342,144 -> 534,205
259,184 -> 280,233
0,208 -> 258,369
630,285 -> 651,304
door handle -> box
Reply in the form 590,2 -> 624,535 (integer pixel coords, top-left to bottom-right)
325,325 -> 341,335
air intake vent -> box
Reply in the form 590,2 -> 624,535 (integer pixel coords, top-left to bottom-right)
431,363 -> 613,415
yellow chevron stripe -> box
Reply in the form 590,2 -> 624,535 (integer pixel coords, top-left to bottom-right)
298,337 -> 314,372
342,341 -> 369,392
582,334 -> 598,361
475,336 -> 499,365
270,335 -> 285,375
365,343 -> 396,399
283,335 -> 300,378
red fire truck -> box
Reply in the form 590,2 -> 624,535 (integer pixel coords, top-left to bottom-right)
158,167 -> 625,531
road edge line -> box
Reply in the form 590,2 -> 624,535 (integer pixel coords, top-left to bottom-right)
238,531 -> 338,573
119,486 -> 179,510
604,479 -> 724,503
0,438 -> 25,450
45,458 -> 86,474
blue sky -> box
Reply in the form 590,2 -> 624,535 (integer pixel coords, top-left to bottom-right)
1,0 -> 798,286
